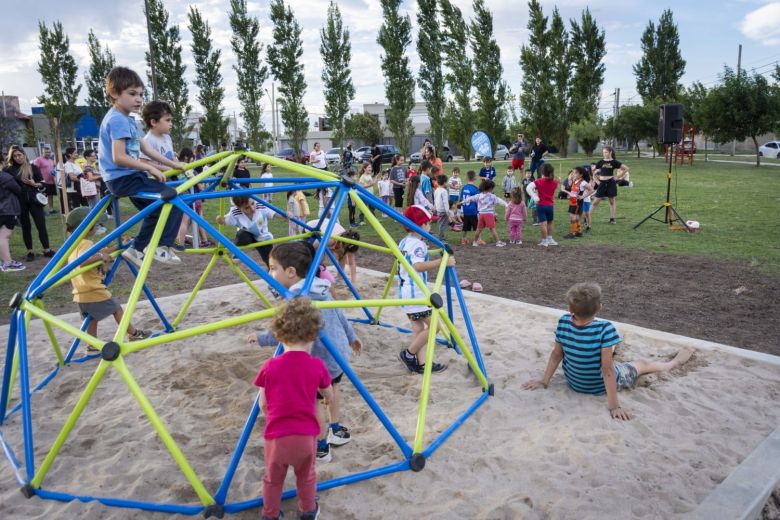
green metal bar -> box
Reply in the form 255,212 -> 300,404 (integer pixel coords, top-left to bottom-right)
47,252 -> 119,291
223,255 -> 273,308
182,232 -> 313,254
123,307 -> 278,354
114,204 -> 172,342
372,260 -> 398,324
432,251 -> 449,294
112,357 -> 215,506
171,253 -> 220,329
22,301 -> 104,350
412,311 -> 440,454
242,151 -> 339,181
329,234 -> 392,254
34,300 -> 64,366
437,311 -> 489,390
176,155 -> 234,194
31,360 -> 110,487
313,299 -> 428,309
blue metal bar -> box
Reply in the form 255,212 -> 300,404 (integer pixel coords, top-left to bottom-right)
181,181 -> 339,201
447,269 -> 487,375
318,333 -> 412,458
33,488 -> 203,515
16,311 -> 35,480
214,394 -> 260,503
444,269 -> 462,355
0,309 -> 19,422
0,429 -> 25,485
423,391 -> 489,458
322,246 -> 374,322
300,189 -> 347,296
314,184 -> 341,225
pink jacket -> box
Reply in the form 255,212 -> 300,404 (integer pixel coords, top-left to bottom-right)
505,201 -> 527,222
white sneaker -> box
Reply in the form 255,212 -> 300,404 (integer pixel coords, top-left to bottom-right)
517,241 -> 522,245
547,238 -> 558,246
152,246 -> 182,264
121,247 -> 145,268
472,241 -> 479,247
496,241 -> 506,247
95,225 -> 107,235
538,239 -> 549,247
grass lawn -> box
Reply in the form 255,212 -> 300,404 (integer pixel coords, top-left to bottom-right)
2,153 -> 778,318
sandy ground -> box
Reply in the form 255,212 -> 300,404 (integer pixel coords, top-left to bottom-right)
1,270 -> 779,519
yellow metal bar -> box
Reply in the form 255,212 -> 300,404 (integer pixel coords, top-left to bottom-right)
47,252 -> 119,291
372,260 -> 398,324
437,311 -> 489,390
31,360 -> 110,487
313,299 -> 428,309
412,311 -> 440,453
123,307 -> 278,354
242,151 -> 339,181
112,357 -> 215,506
171,253 -> 220,329
432,252 -> 449,294
34,299 -> 64,366
329,234 -> 392,254
223,255 -> 273,308
176,155 -> 235,194
114,204 -> 172,342
22,301 -> 104,351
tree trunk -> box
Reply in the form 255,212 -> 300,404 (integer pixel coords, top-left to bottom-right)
636,142 -> 641,158
753,136 -> 760,167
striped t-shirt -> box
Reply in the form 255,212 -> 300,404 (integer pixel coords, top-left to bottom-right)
555,314 -> 621,395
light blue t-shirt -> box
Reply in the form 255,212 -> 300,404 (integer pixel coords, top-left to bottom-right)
420,174 -> 433,199
99,107 -> 141,182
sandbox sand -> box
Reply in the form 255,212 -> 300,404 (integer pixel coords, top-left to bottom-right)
1,269 -> 779,519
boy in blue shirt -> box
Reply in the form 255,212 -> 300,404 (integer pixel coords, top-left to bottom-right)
523,282 -> 693,420
99,66 -> 185,267
479,157 -> 496,181
459,170 -> 480,245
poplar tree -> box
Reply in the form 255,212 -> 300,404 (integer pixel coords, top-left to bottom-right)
85,30 -> 115,126
633,9 -> 686,104
230,0 -> 270,153
440,0 -> 474,159
188,6 -> 228,147
547,8 -> 574,156
378,0 -> 415,155
37,21 -> 82,145
469,0 -> 507,149
320,1 -> 354,150
144,0 -> 190,148
569,8 -> 606,122
267,0 -> 308,161
417,0 -> 446,152
519,0 -> 555,141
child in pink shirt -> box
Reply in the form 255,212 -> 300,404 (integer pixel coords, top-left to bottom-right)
254,298 -> 333,520
505,187 -> 528,244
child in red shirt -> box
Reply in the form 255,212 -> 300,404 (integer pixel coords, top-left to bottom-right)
529,163 -> 559,246
254,298 -> 333,520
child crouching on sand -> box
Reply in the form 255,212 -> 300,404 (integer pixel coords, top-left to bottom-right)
522,282 -> 692,420
254,297 -> 331,520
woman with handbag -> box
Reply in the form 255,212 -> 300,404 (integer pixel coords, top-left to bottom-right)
0,167 -> 25,271
4,146 -> 55,262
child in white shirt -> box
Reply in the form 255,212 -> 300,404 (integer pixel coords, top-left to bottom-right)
216,195 -> 276,266
433,174 -> 455,244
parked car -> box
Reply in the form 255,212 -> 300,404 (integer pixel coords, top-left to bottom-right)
325,147 -> 341,166
410,145 -> 453,162
680,139 -> 696,154
357,144 -> 400,164
475,144 -> 510,161
354,146 -> 372,162
759,140 -> 780,158
276,148 -> 310,163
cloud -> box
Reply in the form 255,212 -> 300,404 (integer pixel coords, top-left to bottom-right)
740,2 -> 780,45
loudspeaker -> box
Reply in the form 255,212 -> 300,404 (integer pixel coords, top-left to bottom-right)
658,103 -> 683,144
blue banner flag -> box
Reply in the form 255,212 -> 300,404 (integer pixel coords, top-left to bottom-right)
471,131 -> 492,158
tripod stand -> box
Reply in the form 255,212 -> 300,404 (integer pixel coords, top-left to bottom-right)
633,143 -> 691,231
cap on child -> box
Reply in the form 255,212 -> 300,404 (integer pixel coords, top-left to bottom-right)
403,205 -> 432,226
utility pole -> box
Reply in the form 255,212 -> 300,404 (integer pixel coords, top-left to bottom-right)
732,44 -> 742,156
271,83 -> 278,153
144,0 -> 159,101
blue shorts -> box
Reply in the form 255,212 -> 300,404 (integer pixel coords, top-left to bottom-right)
537,204 -> 554,223
615,362 -> 638,389
583,201 -> 591,213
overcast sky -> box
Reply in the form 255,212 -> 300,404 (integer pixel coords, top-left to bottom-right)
1,0 -> 779,129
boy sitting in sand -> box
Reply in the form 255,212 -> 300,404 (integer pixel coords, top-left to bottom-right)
254,297 -> 331,520
248,241 -> 362,462
522,282 -> 692,420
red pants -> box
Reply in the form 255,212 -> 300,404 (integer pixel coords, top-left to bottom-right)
511,158 -> 525,171
262,435 -> 317,518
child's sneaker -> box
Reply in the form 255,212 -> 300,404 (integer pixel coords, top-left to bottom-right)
316,443 -> 332,463
152,246 -> 182,264
171,242 -> 186,252
471,241 -> 479,247
538,239 -> 549,247
299,501 -> 320,520
128,329 -> 151,341
0,260 -> 26,272
517,240 -> 522,245
461,238 -> 468,245
416,361 -> 447,374
547,238 -> 558,246
95,224 -> 107,235
495,241 -> 506,247
585,226 -> 592,233
563,233 -> 576,239
399,349 -> 420,372
327,425 -> 351,446
121,247 -> 145,268
608,218 -> 616,225
476,239 -> 486,245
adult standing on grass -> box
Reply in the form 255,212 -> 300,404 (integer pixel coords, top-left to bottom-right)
0,167 -> 24,271
370,142 -> 382,176
32,147 -> 57,214
529,137 -> 549,179
63,147 -> 84,210
510,133 -> 528,173
341,142 -> 355,175
309,142 -> 328,172
4,146 -> 56,262
590,146 -> 628,225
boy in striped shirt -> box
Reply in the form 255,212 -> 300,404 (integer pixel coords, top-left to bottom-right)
523,283 -> 692,420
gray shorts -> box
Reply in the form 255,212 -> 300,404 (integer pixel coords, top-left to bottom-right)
79,297 -> 122,322
615,362 -> 638,389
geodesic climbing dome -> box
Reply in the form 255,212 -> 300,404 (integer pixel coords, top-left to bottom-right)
0,151 -> 492,517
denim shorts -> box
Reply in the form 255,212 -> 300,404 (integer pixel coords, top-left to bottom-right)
615,362 -> 638,389
583,201 -> 591,213
537,204 -> 554,222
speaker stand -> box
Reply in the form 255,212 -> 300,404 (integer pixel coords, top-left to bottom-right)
634,144 -> 691,231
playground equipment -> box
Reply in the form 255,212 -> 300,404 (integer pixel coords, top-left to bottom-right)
0,151 -> 492,517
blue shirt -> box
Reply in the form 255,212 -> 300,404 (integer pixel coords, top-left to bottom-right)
99,108 -> 141,182
479,166 -> 496,181
555,314 -> 621,395
460,184 -> 480,216
419,174 -> 433,199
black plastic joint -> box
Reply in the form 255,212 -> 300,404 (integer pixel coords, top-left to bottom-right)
340,172 -> 356,186
101,341 -> 121,361
160,186 -> 178,201
310,230 -> 321,240
429,293 -> 443,309
8,292 -> 22,309
220,182 -> 228,188
488,383 -> 495,396
409,453 -> 426,472
203,504 -> 225,519
444,244 -> 454,255
217,249 -> 224,256
20,484 -> 34,498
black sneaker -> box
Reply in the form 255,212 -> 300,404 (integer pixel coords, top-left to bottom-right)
316,443 -> 331,463
300,501 -> 320,520
416,362 -> 447,374
399,349 -> 420,373
25,252 -> 35,262
608,218 -> 616,225
585,226 -> 592,233
563,233 -> 576,239
327,425 -> 351,446
574,232 -> 583,237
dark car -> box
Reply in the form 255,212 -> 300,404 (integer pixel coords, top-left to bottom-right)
276,148 -> 310,163
359,144 -> 400,164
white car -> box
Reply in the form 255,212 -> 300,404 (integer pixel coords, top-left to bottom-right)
325,147 -> 341,166
475,144 -> 510,161
758,141 -> 780,159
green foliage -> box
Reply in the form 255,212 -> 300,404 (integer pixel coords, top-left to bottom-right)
84,30 -> 115,126
519,0 -> 555,142
230,0 -> 269,152
378,0 -> 415,155
613,105 -> 657,157
268,0 -> 308,161
569,8 -> 606,122
440,0 -> 474,159
416,0 -> 446,152
320,1 -> 354,150
144,0 -> 191,149
698,67 -> 780,166
469,0 -> 507,149
345,112 -> 384,145
680,81 -> 708,130
569,118 -> 602,157
547,8 -> 573,157
37,21 -> 82,143
188,6 -> 228,147
633,9 -> 686,104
